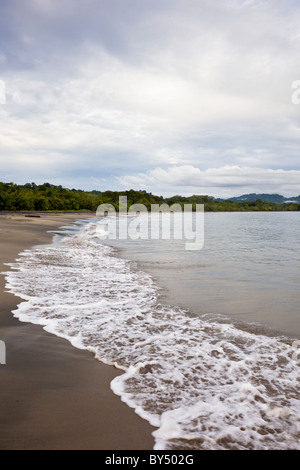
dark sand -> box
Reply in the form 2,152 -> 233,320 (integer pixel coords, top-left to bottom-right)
0,213 -> 156,450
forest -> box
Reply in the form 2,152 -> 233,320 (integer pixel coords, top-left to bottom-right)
0,182 -> 299,212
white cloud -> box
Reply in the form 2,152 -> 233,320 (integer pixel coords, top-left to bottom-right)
1,0 -> 300,194
118,165 -> 300,198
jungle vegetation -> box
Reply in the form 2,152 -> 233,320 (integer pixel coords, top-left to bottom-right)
0,182 -> 299,212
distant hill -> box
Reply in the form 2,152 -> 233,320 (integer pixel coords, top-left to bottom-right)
226,193 -> 300,204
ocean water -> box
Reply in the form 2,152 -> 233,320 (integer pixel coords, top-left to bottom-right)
3,212 -> 300,450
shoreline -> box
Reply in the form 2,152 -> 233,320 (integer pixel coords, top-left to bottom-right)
0,213 -> 155,450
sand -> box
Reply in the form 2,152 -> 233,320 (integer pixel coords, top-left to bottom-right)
0,213 -> 156,450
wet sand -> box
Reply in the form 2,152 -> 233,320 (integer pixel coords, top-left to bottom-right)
0,213 -> 155,450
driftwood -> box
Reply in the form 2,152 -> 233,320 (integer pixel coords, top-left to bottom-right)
25,214 -> 41,218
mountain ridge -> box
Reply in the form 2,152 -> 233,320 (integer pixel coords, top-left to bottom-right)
224,193 -> 300,204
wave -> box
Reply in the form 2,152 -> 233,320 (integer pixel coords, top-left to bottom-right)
3,222 -> 300,450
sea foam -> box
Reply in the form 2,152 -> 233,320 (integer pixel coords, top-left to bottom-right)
3,222 -> 300,450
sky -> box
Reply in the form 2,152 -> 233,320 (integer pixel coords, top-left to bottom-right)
0,0 -> 300,198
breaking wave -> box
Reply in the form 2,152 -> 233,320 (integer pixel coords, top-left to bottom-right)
3,221 -> 300,450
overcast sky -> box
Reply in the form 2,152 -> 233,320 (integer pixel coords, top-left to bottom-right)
1,0 -> 300,197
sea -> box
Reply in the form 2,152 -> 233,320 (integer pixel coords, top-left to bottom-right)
3,211 -> 300,450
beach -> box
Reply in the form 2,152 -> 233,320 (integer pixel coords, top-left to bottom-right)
0,213 -> 155,450
1,212 -> 299,451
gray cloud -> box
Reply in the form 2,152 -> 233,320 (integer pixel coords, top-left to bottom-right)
0,0 -> 300,196
118,165 -> 300,198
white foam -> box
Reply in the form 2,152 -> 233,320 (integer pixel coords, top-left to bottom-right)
2,222 -> 300,450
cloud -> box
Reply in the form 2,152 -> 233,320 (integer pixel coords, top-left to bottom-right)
0,0 -> 300,195
118,165 -> 300,198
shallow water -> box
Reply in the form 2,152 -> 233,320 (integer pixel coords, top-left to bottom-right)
3,213 -> 300,450
103,212 -> 300,338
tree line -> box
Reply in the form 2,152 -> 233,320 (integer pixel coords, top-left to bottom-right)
0,182 -> 299,212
